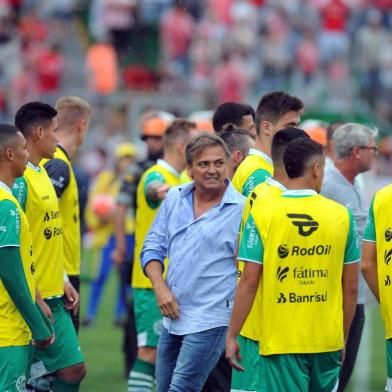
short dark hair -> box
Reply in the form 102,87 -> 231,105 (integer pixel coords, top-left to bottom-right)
163,118 -> 196,150
256,91 -> 303,133
271,128 -> 310,168
283,138 -> 323,179
186,132 -> 230,166
212,102 -> 255,133
15,102 -> 57,138
217,124 -> 252,155
0,123 -> 20,152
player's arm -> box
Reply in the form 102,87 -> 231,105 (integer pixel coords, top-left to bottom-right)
226,213 -> 263,371
144,171 -> 170,205
0,247 -> 54,345
361,199 -> 379,301
342,210 -> 360,341
241,168 -> 271,197
43,158 -> 70,198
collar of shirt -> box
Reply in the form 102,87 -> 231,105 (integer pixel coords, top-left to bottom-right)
178,178 -> 243,210
0,181 -> 12,194
157,159 -> 180,177
267,177 -> 287,191
248,148 -> 273,166
27,161 -> 41,172
282,189 -> 318,197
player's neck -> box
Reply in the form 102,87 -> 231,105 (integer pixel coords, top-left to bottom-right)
0,168 -> 15,189
57,132 -> 78,158
162,153 -> 184,174
28,149 -> 42,167
254,136 -> 271,157
286,177 -> 315,192
273,167 -> 289,187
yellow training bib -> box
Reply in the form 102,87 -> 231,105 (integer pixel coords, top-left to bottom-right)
0,188 -> 35,346
133,162 -> 180,289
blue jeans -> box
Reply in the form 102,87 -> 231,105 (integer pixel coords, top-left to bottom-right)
156,326 -> 227,392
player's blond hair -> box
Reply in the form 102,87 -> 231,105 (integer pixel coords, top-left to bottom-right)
55,96 -> 91,129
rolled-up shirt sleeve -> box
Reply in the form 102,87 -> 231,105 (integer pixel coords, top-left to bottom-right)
141,195 -> 169,275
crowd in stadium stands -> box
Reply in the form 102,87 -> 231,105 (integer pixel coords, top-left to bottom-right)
87,0 -> 392,119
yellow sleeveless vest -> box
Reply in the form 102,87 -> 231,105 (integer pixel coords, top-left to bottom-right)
238,181 -> 284,341
23,165 -> 64,298
254,195 -> 349,355
43,147 -> 81,275
133,163 -> 180,288
373,185 -> 392,339
0,188 -> 35,346
231,150 -> 273,194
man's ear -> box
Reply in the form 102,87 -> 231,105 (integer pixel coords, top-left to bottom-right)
260,120 -> 273,137
3,146 -> 13,162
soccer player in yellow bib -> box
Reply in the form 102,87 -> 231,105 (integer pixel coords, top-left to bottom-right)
42,96 -> 91,333
231,91 -> 303,392
229,127 -> 310,391
128,119 -> 198,392
227,138 -> 360,392
0,124 -> 54,392
13,103 -> 86,391
362,184 -> 392,391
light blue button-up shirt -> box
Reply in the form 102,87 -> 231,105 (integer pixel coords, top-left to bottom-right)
141,180 -> 245,335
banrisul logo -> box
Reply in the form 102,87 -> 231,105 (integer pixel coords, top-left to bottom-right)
287,213 -> 319,237
278,244 -> 289,259
277,266 -> 289,282
277,293 -> 287,303
277,291 -> 328,303
386,228 -> 392,242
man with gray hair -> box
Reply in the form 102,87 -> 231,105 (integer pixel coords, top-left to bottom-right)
321,122 -> 378,391
141,133 -> 245,392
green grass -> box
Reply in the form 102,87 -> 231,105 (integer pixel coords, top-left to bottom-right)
78,251 -> 388,391
79,254 -> 126,392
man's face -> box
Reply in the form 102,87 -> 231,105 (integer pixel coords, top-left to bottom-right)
13,132 -> 29,177
144,135 -> 163,157
41,117 -> 58,159
190,145 -> 228,192
272,111 -> 301,134
240,115 -> 257,139
357,139 -> 378,173
78,115 -> 90,146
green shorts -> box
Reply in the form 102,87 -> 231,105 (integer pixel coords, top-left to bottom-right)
263,351 -> 341,392
0,345 -> 32,392
231,335 -> 264,392
133,288 -> 162,348
30,297 -> 84,377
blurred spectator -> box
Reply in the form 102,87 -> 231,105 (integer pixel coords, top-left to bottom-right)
86,38 -> 118,96
214,52 -> 249,103
160,0 -> 194,78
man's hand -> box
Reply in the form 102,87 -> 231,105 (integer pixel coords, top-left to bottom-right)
156,184 -> 171,200
36,292 -> 54,324
225,336 -> 244,372
64,281 -> 79,313
111,247 -> 125,269
155,284 -> 180,320
33,333 -> 55,348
